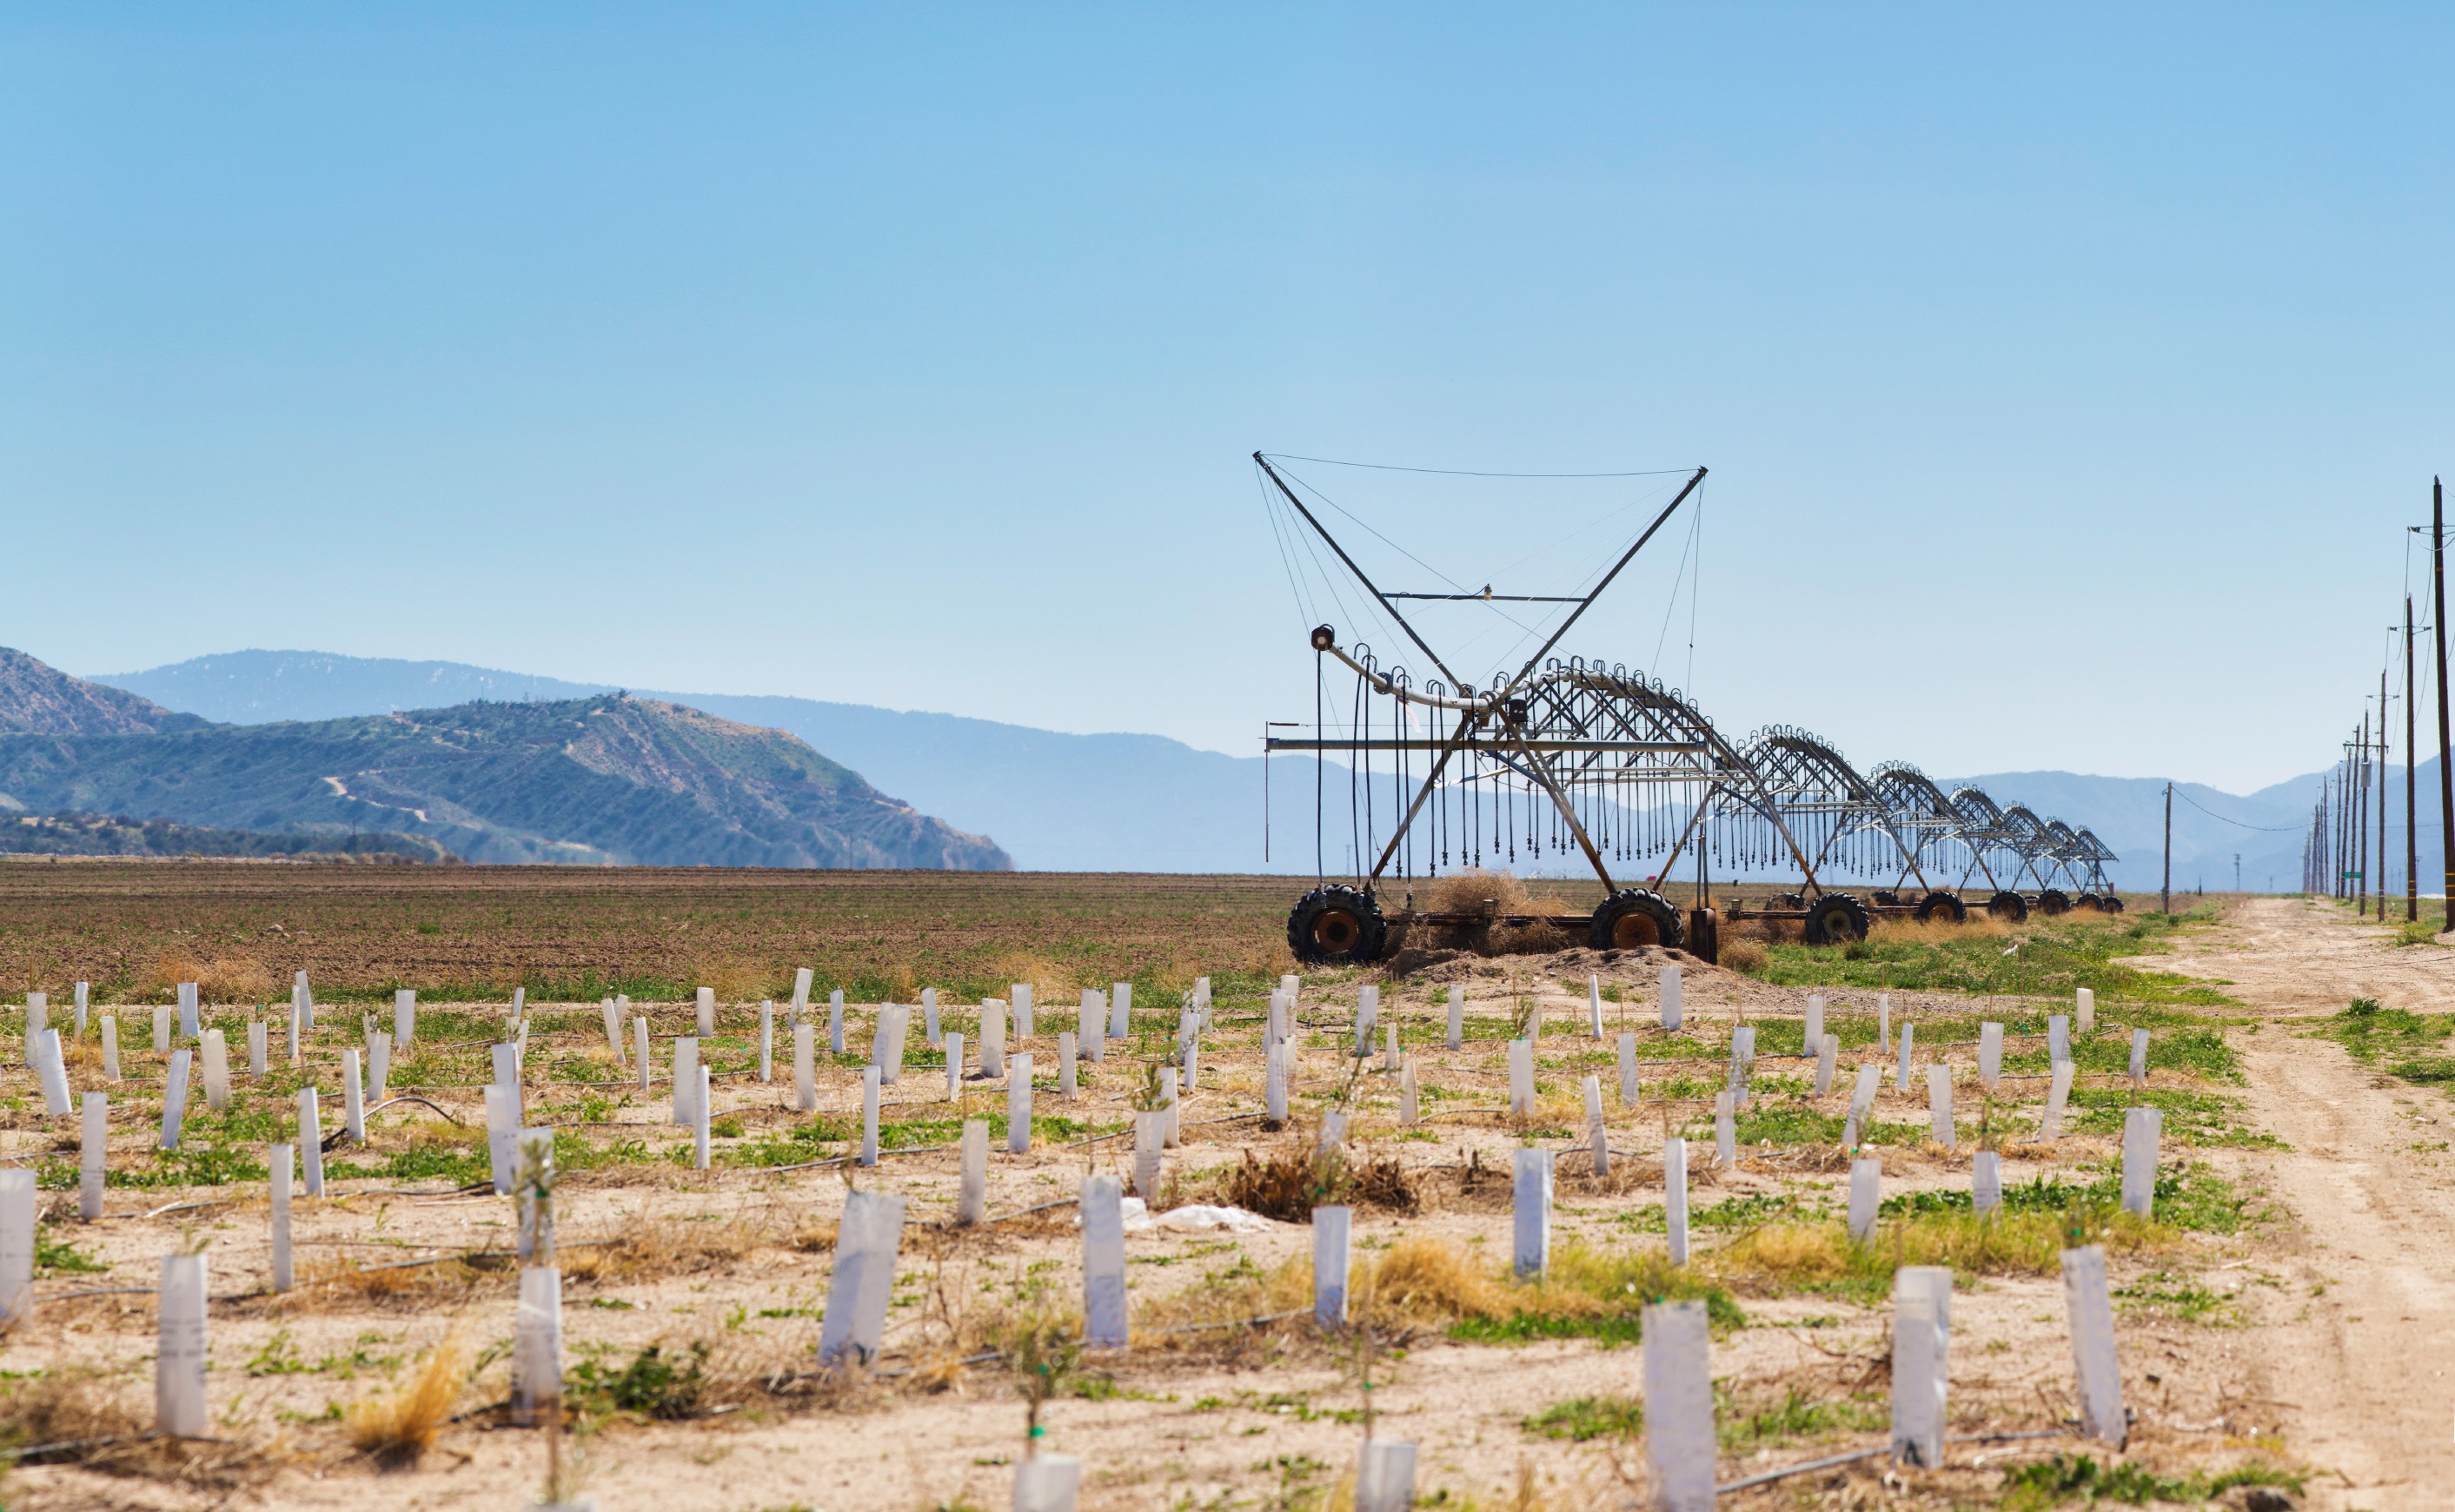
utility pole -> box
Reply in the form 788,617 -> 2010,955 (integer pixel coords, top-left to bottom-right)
2411,594 -> 2421,921
2438,477 -> 2454,932
2357,713 -> 2370,916
2380,666 -> 2391,918
2161,779 -> 2173,914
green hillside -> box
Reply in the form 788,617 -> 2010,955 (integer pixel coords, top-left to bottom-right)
0,690 -> 1011,870
0,812 -> 449,861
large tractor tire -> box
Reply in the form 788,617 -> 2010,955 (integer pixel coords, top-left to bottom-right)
2035,888 -> 2072,916
2103,894 -> 2127,913
1288,885 -> 1387,965
1591,889 -> 1686,952
1771,892 -> 1808,912
2073,892 -> 2102,912
1986,889 -> 2030,923
1802,892 -> 1873,946
1870,889 -> 1902,908
1914,889 -> 1969,924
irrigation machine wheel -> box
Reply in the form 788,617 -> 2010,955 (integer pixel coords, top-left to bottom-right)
2035,888 -> 2072,916
1870,890 -> 1902,908
1802,892 -> 1873,946
1590,889 -> 1686,952
1287,885 -> 1388,966
2103,894 -> 2127,913
1914,889 -> 1969,924
1772,892 -> 1808,912
2073,892 -> 2104,912
1986,889 -> 2031,923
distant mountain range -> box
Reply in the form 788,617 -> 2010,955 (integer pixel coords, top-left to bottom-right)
0,650 -> 1008,869
91,647 -> 2379,890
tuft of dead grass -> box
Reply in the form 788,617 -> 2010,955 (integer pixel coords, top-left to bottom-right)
1868,915 -> 2011,945
142,951 -> 275,1005
563,1213 -> 768,1285
690,958 -> 775,1005
1355,1235 -> 1514,1324
1220,1143 -> 1419,1223
289,1254 -> 501,1310
0,1369 -> 267,1487
347,1330 -> 468,1469
1718,937 -> 1768,976
1426,870 -> 1572,917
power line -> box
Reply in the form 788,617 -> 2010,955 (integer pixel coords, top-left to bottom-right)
2169,787 -> 2304,833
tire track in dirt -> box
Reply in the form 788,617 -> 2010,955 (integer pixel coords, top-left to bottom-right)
2148,897 -> 2455,1512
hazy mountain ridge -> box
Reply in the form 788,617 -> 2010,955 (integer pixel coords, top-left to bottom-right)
0,647 -> 208,736
3,650 -> 1011,870
95,647 -> 2361,888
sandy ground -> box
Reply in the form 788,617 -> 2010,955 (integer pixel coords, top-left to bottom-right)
8,905 -> 2434,1510
2140,897 -> 2455,1512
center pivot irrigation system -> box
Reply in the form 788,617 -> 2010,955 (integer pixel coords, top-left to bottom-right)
1255,454 -> 2120,966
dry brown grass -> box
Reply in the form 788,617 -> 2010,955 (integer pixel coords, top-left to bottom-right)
346,1330 -> 468,1469
1709,1208 -> 2179,1292
1218,1143 -> 1420,1222
1869,914 -> 2011,945
1426,870 -> 1571,917
141,950 -> 275,1005
0,1368 -> 267,1487
289,1254 -> 504,1310
562,1212 -> 769,1284
1718,937 -> 1768,976
1354,1235 -> 1514,1325
690,958 -> 774,1004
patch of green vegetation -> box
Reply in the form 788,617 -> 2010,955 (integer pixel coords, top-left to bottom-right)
1757,908 -> 2237,1011
2320,998 -> 2455,1066
2000,1453 -> 2301,1509
1690,1191 -> 1798,1230
567,1342 -> 708,1419
2066,1087 -> 2281,1149
1224,1389 -> 1356,1422
1449,1286 -> 1745,1348
725,1111 -> 1109,1168
1731,1103 -> 1925,1150
1450,1311 -> 1647,1346
247,1330 -> 312,1376
1877,1166 -> 2257,1237
34,1228 -> 107,1277
1715,1383 -> 1887,1452
2386,915 -> 2452,948
327,1139 -> 493,1185
105,1142 -> 271,1188
1523,1394 -> 1644,1441
2113,1269 -> 2239,1326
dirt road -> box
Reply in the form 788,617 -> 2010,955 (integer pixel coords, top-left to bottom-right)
2153,897 -> 2455,1511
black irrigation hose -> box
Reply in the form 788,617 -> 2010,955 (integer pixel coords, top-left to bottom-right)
1712,1427 -> 2073,1494
0,1429 -> 234,1464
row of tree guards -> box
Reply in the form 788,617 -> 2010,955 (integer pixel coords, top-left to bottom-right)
6,969 -> 2158,1509
2300,476 -> 2455,923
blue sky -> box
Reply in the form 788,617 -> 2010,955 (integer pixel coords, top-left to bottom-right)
2,5 -> 2445,792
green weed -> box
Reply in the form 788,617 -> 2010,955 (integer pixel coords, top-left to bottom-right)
1523,1394 -> 1643,1441
2000,1453 -> 2300,1508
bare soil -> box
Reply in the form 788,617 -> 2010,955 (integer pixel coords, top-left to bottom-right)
3,891 -> 2441,1510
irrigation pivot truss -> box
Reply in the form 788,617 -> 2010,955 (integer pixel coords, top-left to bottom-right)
1254,451 -> 2120,965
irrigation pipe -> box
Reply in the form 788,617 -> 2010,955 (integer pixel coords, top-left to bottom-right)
1712,1428 -> 2072,1494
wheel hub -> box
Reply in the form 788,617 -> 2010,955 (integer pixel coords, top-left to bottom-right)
1312,911 -> 1362,952
1611,912 -> 1660,948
